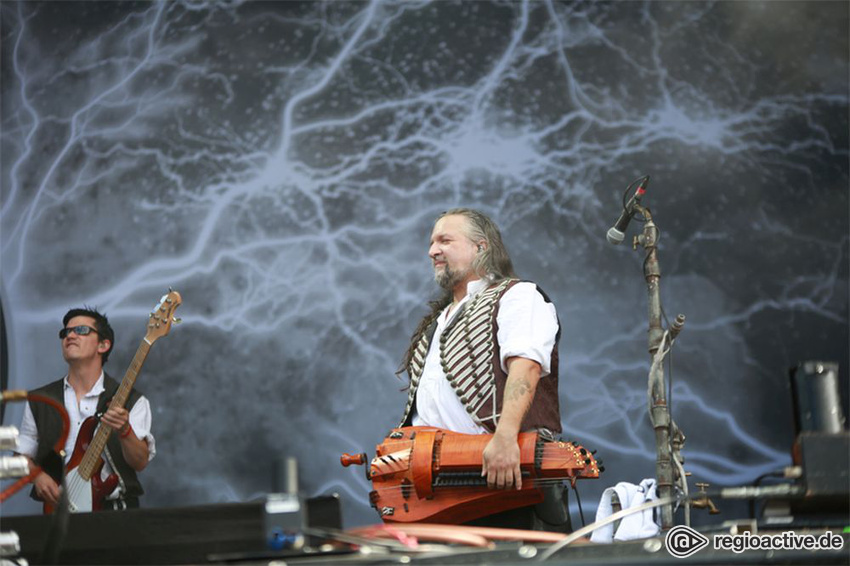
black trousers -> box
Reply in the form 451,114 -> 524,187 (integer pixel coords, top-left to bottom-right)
463,484 -> 572,533
103,496 -> 140,510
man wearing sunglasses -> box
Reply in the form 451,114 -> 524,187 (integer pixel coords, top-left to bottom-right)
17,308 -> 155,510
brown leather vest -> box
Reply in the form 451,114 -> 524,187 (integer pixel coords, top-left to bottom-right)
400,279 -> 562,434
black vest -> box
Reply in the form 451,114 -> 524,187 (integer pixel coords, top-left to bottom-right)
28,375 -> 145,502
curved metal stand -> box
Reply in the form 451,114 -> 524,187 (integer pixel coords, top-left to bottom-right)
632,204 -> 687,530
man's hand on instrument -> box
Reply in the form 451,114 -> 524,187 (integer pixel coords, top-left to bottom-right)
101,406 -> 131,437
33,471 -> 61,505
481,431 -> 522,490
482,357 -> 541,491
102,407 -> 150,471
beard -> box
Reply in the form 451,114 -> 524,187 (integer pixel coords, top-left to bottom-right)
435,263 -> 471,290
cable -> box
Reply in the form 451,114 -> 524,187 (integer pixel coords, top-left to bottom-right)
0,466 -> 43,504
672,453 -> 690,527
572,483 -> 586,527
748,470 -> 790,519
0,392 -> 70,502
621,175 -> 650,225
640,222 -> 661,275
0,391 -> 72,564
665,310 -> 673,417
41,486 -> 71,565
537,495 -> 678,561
646,331 -> 672,419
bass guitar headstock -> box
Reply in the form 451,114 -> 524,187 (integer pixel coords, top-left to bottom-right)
145,289 -> 182,345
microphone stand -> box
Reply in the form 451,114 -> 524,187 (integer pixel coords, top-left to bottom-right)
631,204 -> 687,531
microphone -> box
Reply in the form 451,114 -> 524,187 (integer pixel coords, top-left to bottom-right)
606,176 -> 650,245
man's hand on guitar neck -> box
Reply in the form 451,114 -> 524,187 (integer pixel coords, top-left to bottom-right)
100,405 -> 131,435
101,406 -> 151,472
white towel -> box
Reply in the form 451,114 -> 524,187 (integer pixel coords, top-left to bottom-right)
589,478 -> 660,543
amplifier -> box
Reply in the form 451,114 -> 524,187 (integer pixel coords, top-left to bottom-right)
0,495 -> 341,565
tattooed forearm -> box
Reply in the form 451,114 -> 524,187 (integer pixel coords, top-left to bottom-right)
505,378 -> 532,401
496,359 -> 541,436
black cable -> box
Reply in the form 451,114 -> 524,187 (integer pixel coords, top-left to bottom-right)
748,470 -> 790,519
40,476 -> 70,565
659,304 -> 671,331
572,483 -> 586,527
660,304 -> 674,432
753,470 -> 787,486
621,175 -> 650,224
0,300 -> 8,424
660,303 -> 674,427
640,222 -> 661,275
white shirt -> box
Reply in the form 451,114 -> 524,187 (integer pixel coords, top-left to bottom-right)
412,279 -> 559,433
18,372 -> 156,496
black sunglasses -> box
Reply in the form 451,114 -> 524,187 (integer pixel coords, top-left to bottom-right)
59,325 -> 101,339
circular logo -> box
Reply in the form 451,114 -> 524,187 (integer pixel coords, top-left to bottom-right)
665,525 -> 710,558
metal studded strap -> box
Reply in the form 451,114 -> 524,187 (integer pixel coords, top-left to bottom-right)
438,279 -> 515,431
399,319 -> 436,427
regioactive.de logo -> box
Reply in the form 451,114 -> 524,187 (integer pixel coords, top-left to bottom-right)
665,525 -> 710,558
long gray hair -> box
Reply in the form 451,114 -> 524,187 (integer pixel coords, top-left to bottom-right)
397,208 -> 517,376
442,207 -> 516,282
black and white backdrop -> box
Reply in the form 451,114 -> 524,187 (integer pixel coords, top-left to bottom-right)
1,1 -> 847,527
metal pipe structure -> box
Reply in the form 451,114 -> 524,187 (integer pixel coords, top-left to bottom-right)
633,205 -> 677,530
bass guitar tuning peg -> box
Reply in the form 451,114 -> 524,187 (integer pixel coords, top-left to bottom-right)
173,317 -> 182,324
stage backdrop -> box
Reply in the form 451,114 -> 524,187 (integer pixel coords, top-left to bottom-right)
2,1 -> 847,527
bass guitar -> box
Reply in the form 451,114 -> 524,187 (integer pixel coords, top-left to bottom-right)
45,290 -> 182,514
342,426 -> 602,524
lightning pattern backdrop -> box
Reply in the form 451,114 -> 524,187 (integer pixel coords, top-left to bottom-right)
1,1 -> 847,526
